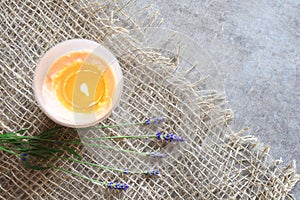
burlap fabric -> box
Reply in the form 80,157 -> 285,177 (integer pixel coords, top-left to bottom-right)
0,0 -> 299,199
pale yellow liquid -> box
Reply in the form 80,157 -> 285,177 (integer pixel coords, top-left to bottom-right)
45,51 -> 115,113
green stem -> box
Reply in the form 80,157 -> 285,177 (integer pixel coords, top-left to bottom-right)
65,135 -> 157,142
0,136 -> 55,142
65,141 -> 150,157
0,146 -> 21,157
53,166 -> 107,186
57,156 -> 129,174
1,134 -> 157,144
57,156 -> 150,175
82,122 -> 146,130
0,129 -> 29,137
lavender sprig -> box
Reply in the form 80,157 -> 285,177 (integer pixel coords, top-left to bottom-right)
63,141 -> 166,159
107,182 -> 129,190
145,169 -> 160,176
54,166 -> 129,190
145,117 -> 165,125
76,132 -> 185,142
58,156 -> 159,176
86,117 -> 165,130
156,132 -> 186,142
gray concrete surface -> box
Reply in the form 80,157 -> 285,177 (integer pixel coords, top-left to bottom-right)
136,0 -> 299,198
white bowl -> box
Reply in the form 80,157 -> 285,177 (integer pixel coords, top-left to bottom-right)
34,39 -> 123,128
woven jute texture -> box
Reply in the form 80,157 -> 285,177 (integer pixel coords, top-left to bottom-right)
0,0 -> 299,199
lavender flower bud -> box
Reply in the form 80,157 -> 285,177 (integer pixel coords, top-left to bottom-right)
156,132 -> 163,140
145,117 -> 164,125
108,182 -> 129,190
156,132 -> 185,142
145,118 -> 151,125
171,134 -> 186,142
20,153 -> 28,161
123,168 -> 129,174
145,169 -> 160,176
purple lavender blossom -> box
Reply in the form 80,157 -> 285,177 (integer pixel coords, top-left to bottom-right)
20,153 -> 28,161
108,182 -> 129,190
145,169 -> 160,176
145,117 -> 165,125
123,168 -> 129,174
156,132 -> 185,142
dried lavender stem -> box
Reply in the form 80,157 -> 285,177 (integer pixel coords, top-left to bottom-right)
84,122 -> 146,130
58,156 -> 160,176
70,135 -> 157,141
65,141 -> 155,157
57,156 -> 136,174
53,166 -> 129,190
0,136 -> 54,142
53,166 -> 107,185
0,146 -> 21,157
